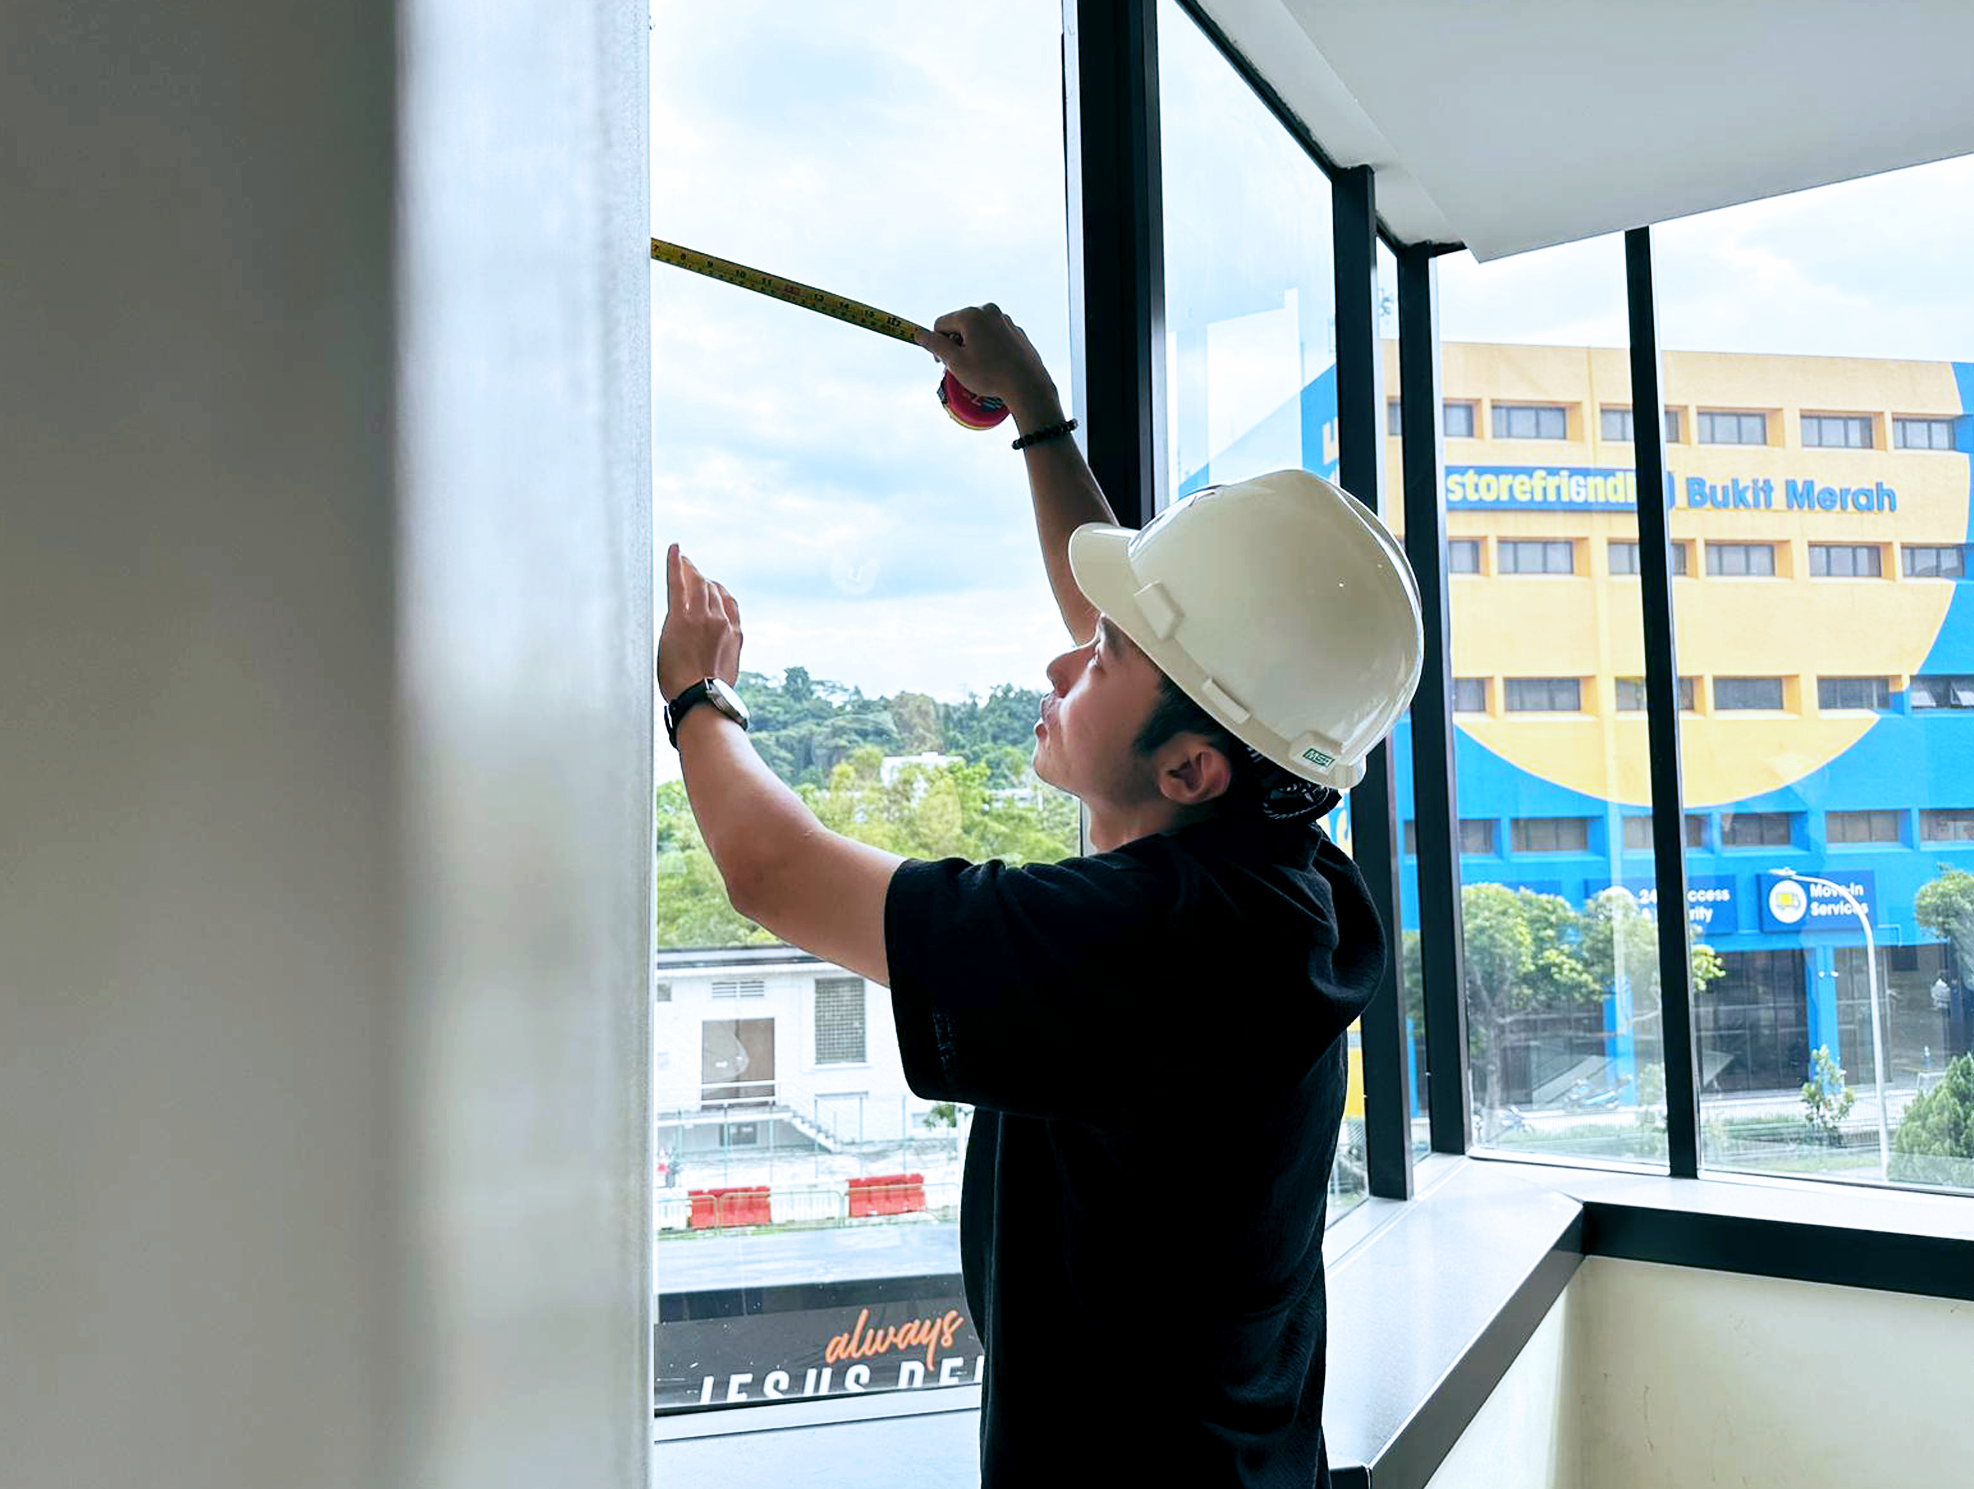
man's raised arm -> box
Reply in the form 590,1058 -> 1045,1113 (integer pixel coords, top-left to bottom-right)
916,306 -> 1119,645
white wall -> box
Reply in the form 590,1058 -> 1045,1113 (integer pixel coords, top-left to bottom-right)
1570,1257 -> 1974,1489
0,1 -> 651,1485
1424,1257 -> 1974,1489
1421,1285 -> 1578,1489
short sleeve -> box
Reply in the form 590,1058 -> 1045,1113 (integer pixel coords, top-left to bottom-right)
884,849 -> 1184,1123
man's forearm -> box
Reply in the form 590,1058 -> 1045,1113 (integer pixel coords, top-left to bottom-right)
1005,389 -> 1118,642
673,705 -> 813,911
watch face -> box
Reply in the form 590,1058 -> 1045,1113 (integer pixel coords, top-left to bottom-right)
708,677 -> 750,725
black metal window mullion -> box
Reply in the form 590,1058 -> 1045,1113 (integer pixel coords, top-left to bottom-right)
1397,243 -> 1470,1154
1335,164 -> 1411,1200
1063,0 -> 1165,531
1624,227 -> 1701,1179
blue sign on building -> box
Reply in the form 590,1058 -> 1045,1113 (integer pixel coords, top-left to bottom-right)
1756,870 -> 1879,933
1620,875 -> 1740,935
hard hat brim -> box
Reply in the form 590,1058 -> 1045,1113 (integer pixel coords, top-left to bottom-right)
1066,519 -> 1366,791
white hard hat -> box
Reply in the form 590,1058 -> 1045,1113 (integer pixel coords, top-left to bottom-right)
1067,469 -> 1423,791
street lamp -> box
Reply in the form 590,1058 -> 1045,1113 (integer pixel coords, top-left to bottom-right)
1774,868 -> 1889,1178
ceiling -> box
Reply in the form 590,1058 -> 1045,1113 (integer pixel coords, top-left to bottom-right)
1193,0 -> 1974,259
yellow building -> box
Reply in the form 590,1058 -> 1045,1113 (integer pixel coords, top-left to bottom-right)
1379,343 -> 1974,1097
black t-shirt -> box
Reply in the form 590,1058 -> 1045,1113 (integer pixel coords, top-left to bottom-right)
884,811 -> 1385,1487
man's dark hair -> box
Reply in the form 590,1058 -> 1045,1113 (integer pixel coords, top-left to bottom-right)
1132,671 -> 1258,810
1134,670 -> 1344,829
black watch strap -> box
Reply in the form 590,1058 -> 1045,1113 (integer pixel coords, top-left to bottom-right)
664,681 -> 715,749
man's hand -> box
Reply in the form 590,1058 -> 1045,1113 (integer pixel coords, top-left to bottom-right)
659,543 -> 743,703
915,305 -> 1064,433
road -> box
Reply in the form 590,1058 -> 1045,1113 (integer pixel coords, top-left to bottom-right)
655,1220 -> 962,1292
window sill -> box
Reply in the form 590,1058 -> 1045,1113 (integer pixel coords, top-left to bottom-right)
651,1155 -> 1974,1489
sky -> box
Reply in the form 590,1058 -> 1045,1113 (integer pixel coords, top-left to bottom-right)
650,1 -> 1974,781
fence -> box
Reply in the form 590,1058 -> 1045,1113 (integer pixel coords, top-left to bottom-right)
656,1177 -> 963,1234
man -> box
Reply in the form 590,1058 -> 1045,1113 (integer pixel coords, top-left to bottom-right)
658,306 -> 1422,1485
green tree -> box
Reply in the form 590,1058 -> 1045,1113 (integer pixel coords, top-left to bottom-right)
652,781 -> 776,949
887,690 -> 944,754
1889,1051 -> 1974,1188
1915,868 -> 1974,985
1801,1045 -> 1856,1144
1460,884 -> 1601,1136
940,683 -> 1048,760
655,754 -> 1079,952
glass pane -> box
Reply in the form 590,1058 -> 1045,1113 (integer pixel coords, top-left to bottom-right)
651,0 -> 1074,1414
1655,153 -> 1974,1193
1160,5 -> 1337,497
1379,238 -> 1431,1161
1436,234 -> 1670,1165
1161,1 -> 1380,1218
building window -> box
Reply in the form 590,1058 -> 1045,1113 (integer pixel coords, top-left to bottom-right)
1600,406 -> 1682,444
1609,540 -> 1688,576
1808,543 -> 1883,578
813,976 -> 867,1065
1452,677 -> 1489,713
1911,674 -> 1974,709
1920,809 -> 1974,843
1715,676 -> 1785,711
1622,815 -> 1707,850
1827,810 -> 1902,845
1460,819 -> 1497,855
1443,401 -> 1477,438
1698,410 -> 1768,445
710,977 -> 767,1000
1615,676 -> 1696,711
1903,544 -> 1968,579
1705,541 -> 1776,577
1491,403 -> 1568,440
1801,413 -> 1875,449
1719,812 -> 1793,847
1448,538 -> 1482,574
1894,416 -> 1956,451
1498,539 -> 1575,575
1511,817 -> 1591,853
1387,398 -> 1403,436
654,980 -> 673,1003
1817,676 -> 1891,711
1505,677 -> 1582,712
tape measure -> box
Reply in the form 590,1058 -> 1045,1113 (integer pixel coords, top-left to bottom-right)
650,237 -> 1008,430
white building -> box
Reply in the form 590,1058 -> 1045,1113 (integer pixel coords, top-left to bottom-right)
878,751 -> 960,786
653,945 -> 936,1164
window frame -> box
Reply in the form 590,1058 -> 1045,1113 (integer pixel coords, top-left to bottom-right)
1800,412 -> 1876,449
1697,408 -> 1770,446
1893,416 -> 1956,450
1490,401 -> 1569,441
1705,541 -> 1777,578
1503,676 -> 1584,713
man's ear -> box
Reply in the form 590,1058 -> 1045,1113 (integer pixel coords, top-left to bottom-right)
1160,735 -> 1234,805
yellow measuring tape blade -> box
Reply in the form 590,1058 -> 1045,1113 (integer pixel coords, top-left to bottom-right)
650,238 -> 925,345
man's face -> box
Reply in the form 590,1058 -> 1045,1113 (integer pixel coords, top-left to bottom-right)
1031,614 -> 1164,808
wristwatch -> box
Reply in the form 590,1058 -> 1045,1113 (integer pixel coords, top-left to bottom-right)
664,677 -> 751,748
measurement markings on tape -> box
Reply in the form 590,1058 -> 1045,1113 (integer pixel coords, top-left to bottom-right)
650,238 -> 923,344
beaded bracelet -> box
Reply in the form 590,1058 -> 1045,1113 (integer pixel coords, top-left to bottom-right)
1011,417 -> 1079,451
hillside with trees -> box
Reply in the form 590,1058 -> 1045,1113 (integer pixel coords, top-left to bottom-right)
656,667 -> 1079,949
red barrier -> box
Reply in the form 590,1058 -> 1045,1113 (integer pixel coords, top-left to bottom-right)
687,1185 -> 772,1230
847,1173 -> 926,1218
